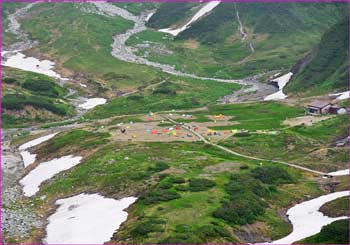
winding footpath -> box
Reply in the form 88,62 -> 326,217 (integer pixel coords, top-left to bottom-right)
161,115 -> 327,176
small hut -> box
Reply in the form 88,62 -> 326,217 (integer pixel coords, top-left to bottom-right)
306,101 -> 331,115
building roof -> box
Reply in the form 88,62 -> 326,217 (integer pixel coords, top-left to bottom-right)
307,101 -> 331,109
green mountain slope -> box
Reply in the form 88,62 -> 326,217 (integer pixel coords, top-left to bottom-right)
287,18 -> 349,94
147,2 -> 201,29
134,2 -> 347,79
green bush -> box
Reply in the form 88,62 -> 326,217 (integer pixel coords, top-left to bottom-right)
22,79 -> 64,97
148,162 -> 169,172
141,189 -> 181,204
300,219 -> 349,244
158,181 -> 173,189
197,224 -> 231,239
213,168 -> 290,226
2,94 -> 68,115
132,218 -> 165,236
251,166 -> 294,185
153,86 -> 177,96
175,184 -> 188,191
169,176 -> 186,184
189,178 -> 216,192
213,194 -> 266,225
3,77 -> 17,84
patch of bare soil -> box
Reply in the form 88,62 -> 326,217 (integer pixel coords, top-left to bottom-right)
283,115 -> 333,127
204,162 -> 240,173
166,113 -> 197,120
105,121 -> 199,142
234,221 -> 272,244
207,115 -> 233,122
183,39 -> 199,49
160,167 -> 186,175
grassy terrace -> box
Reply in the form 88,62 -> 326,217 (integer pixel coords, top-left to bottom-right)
2,67 -> 74,128
220,115 -> 348,172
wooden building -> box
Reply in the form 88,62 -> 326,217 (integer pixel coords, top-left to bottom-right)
306,101 -> 331,115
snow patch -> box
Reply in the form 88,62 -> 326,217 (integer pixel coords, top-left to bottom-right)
159,1 -> 220,36
264,72 -> 293,101
329,91 -> 350,100
20,155 -> 82,197
19,133 -> 58,167
19,151 -> 37,169
78,98 -> 107,110
44,194 -> 137,244
145,12 -> 154,22
328,169 -> 349,176
2,52 -> 68,80
269,191 -> 350,244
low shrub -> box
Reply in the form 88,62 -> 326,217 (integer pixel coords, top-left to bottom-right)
189,178 -> 216,192
3,77 -> 17,84
131,218 -> 165,236
148,162 -> 169,172
22,79 -> 64,97
251,166 -> 294,185
141,189 -> 180,204
174,184 -> 188,191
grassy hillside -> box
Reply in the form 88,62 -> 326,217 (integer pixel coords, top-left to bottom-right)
297,219 -> 349,244
147,3 -> 201,29
85,76 -> 241,119
2,67 -> 74,128
20,3 -> 162,96
112,2 -> 158,15
319,196 -> 349,217
133,2 -> 347,79
24,130 -> 321,244
287,18 -> 349,94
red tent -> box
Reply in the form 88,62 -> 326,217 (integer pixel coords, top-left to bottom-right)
151,129 -> 158,135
